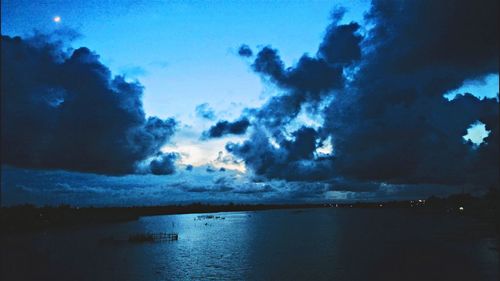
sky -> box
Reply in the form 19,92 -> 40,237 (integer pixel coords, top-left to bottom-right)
1,0 -> 498,206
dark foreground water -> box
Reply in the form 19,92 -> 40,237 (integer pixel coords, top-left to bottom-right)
1,208 -> 498,281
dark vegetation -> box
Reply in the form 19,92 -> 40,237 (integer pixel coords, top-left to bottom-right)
0,202 -> 325,232
1,190 -> 498,233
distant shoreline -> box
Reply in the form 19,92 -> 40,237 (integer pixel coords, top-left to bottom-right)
1,203 -> 327,232
1,192 -> 498,233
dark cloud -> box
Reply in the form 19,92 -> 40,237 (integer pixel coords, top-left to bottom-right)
253,47 -> 345,99
221,17 -> 364,181
195,103 -> 216,120
227,0 -> 499,192
237,44 -> 253,57
149,153 -> 179,175
318,23 -> 362,64
202,118 -> 250,139
236,20 -> 362,132
324,0 -> 499,188
227,127 -> 333,181
1,33 -> 177,175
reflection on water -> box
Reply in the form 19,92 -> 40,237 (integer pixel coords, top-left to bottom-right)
1,208 -> 498,281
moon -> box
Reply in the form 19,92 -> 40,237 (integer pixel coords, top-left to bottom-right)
53,16 -> 61,23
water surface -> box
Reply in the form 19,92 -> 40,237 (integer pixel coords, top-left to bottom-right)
1,208 -> 498,280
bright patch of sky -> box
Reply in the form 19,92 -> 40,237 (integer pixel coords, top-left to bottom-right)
444,73 -> 499,101
315,136 -> 333,157
463,121 -> 491,148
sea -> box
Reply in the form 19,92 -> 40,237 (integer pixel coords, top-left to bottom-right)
1,208 -> 498,281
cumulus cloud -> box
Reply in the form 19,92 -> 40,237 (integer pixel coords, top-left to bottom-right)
227,127 -> 333,181
1,33 -> 178,175
224,0 -> 499,192
324,0 -> 499,188
318,8 -> 363,65
202,118 -> 250,139
149,153 -> 179,175
237,44 -> 253,57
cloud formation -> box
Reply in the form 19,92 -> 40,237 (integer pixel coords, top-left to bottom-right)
1,0 -> 498,203
226,127 -> 333,181
202,118 -> 250,139
227,0 -> 499,191
1,33 -> 178,175
324,0 -> 499,188
148,153 -> 179,175
195,103 -> 216,120
237,44 -> 253,57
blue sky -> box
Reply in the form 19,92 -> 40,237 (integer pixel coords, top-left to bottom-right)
1,0 -> 369,170
1,0 -> 367,121
1,0 -> 498,206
